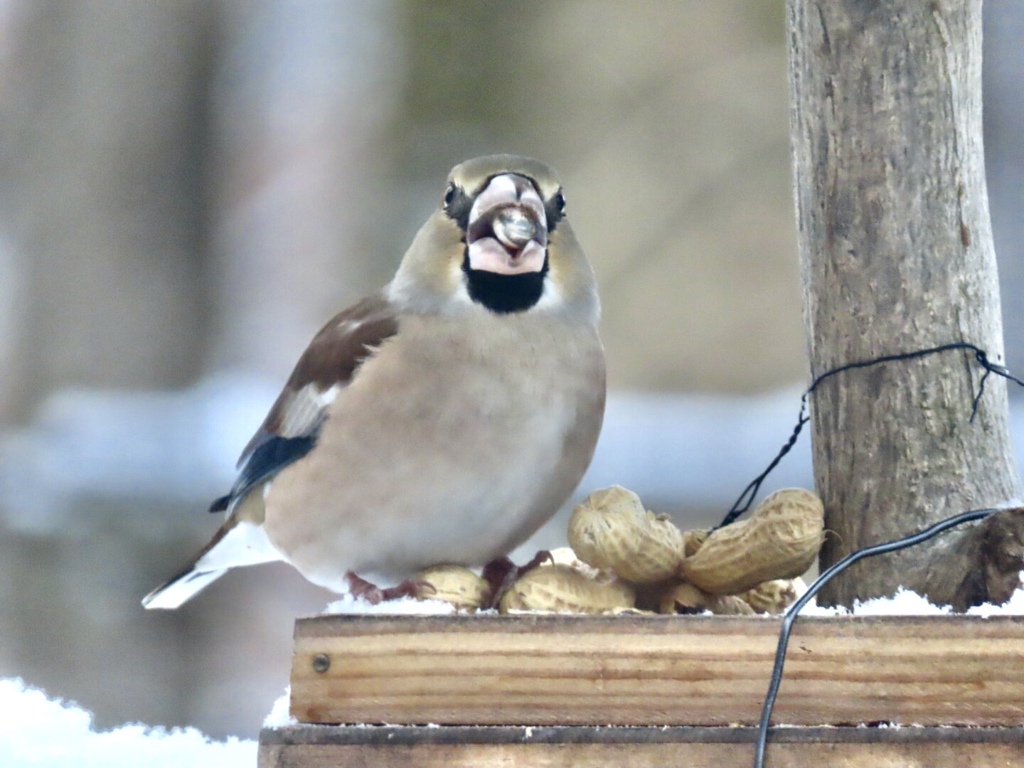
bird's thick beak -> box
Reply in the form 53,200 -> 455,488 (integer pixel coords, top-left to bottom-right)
466,174 -> 548,275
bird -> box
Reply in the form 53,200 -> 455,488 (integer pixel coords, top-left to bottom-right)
142,154 -> 606,609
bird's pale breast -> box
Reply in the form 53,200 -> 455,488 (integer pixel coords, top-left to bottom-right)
261,310 -> 604,591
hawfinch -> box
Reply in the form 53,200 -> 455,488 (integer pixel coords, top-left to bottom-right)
143,154 -> 605,609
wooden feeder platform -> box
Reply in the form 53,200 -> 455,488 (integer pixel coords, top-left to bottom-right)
258,613 -> 1024,767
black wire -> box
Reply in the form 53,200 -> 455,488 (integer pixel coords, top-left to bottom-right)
718,343 -> 1022,529
716,399 -> 809,530
751,506 -> 1002,768
804,343 -> 1024,423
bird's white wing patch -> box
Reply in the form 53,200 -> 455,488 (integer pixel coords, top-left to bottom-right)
277,383 -> 340,438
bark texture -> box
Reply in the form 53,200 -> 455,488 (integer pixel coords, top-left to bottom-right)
788,0 -> 1023,607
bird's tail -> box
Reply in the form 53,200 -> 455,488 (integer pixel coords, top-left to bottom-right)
142,567 -> 229,610
141,518 -> 282,610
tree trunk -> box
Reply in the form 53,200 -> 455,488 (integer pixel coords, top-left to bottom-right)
788,0 -> 1023,608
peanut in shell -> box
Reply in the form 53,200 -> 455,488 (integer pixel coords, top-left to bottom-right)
679,487 -> 824,595
499,564 -> 635,614
415,565 -> 491,610
737,577 -> 806,614
659,582 -> 754,615
568,485 -> 684,583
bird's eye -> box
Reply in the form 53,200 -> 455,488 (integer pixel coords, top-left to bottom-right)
554,190 -> 566,214
443,183 -> 457,207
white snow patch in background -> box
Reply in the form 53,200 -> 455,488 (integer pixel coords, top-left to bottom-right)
263,688 -> 297,728
0,678 -> 256,768
324,594 -> 455,615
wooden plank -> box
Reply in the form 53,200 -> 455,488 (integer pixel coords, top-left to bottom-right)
289,614 -> 1024,727
258,724 -> 1024,768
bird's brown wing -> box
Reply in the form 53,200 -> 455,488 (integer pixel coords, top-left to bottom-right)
209,294 -> 399,512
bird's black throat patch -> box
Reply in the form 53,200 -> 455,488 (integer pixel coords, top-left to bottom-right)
463,255 -> 548,314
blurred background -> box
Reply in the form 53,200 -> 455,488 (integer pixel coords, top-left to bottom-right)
0,0 -> 1021,740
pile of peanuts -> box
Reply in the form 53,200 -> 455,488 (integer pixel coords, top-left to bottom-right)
414,486 -> 825,616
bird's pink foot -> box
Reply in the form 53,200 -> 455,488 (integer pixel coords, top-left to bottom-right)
345,572 -> 431,605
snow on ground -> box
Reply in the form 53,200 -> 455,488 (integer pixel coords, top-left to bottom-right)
0,679 -> 256,768
965,584 -> 1024,616
324,593 -> 456,615
797,581 -> 1024,616
263,688 -> 296,728
800,587 -> 953,616
319,578 -> 1024,618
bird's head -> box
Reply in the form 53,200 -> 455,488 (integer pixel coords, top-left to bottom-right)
389,155 -> 598,324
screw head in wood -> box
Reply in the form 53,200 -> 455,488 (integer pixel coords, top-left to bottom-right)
312,653 -> 331,674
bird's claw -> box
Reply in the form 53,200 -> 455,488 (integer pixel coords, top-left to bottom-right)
345,572 -> 433,605
481,550 -> 553,608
